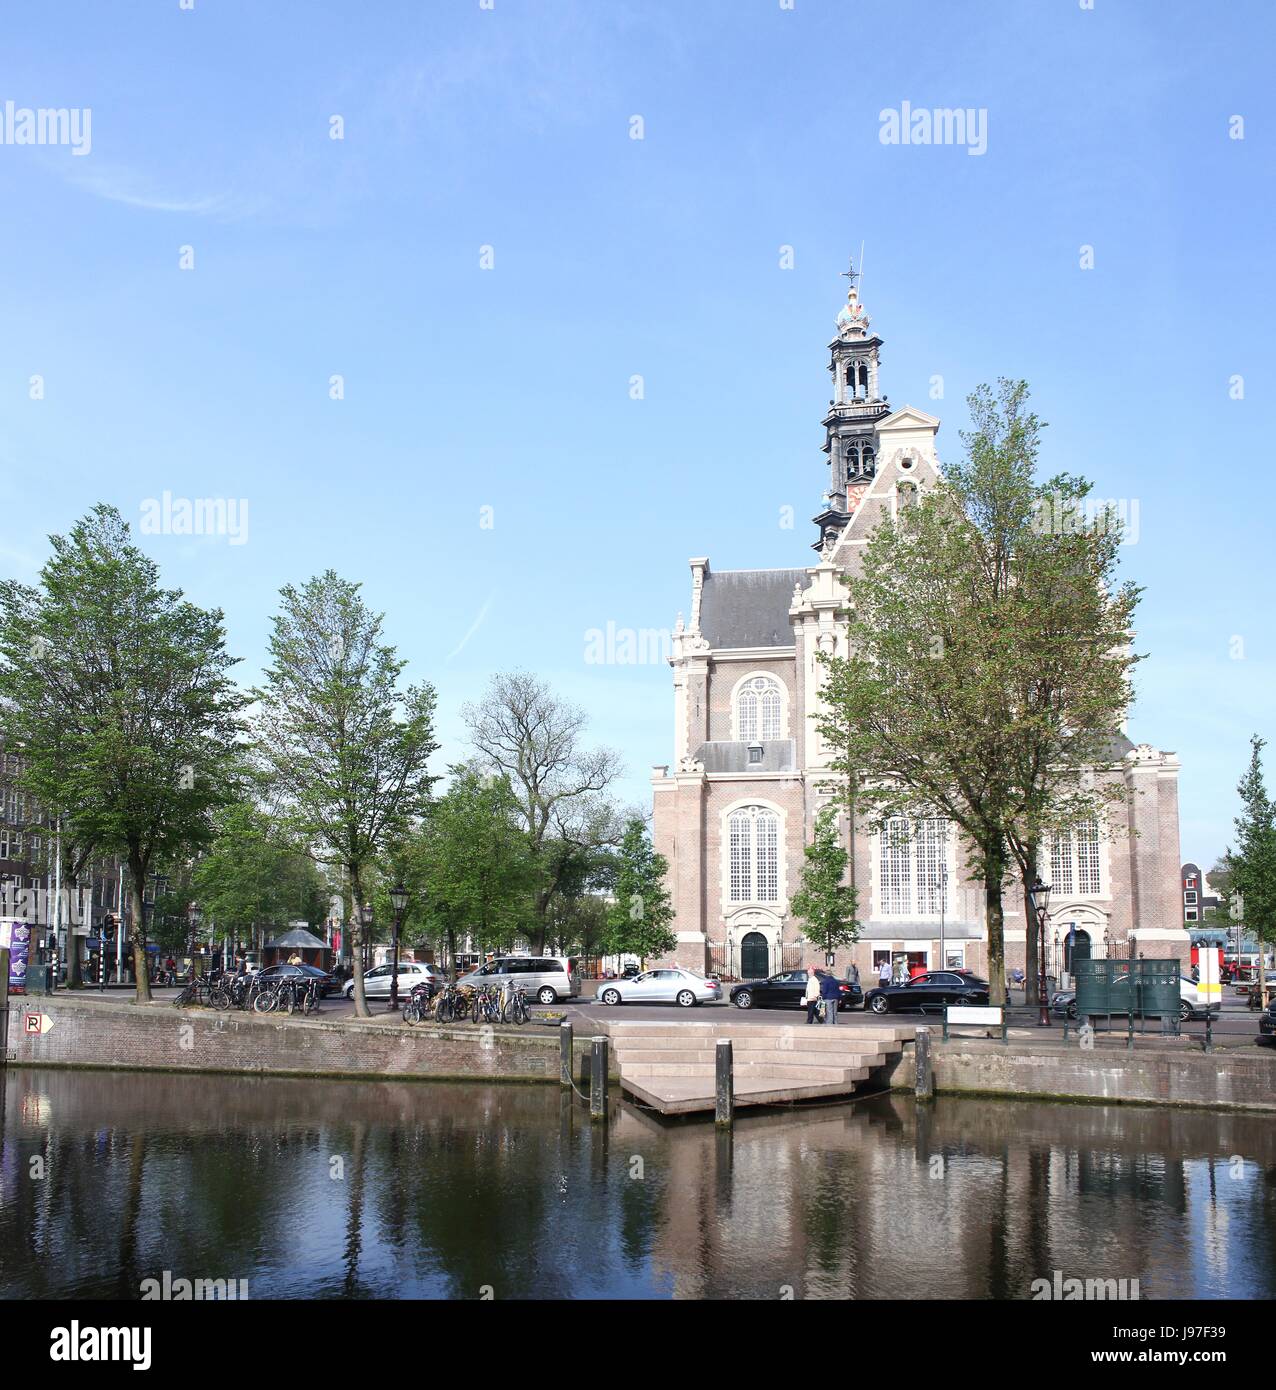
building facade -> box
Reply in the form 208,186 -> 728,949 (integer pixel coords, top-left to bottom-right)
651,274 -> 1187,984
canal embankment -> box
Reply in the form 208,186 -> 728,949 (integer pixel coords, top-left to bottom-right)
876,1035 -> 1276,1113
3,993 -> 612,1083
5,994 -> 1275,1113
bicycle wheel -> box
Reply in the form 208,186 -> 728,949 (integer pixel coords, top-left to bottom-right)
253,991 -> 276,1014
210,987 -> 231,1011
402,1000 -> 418,1025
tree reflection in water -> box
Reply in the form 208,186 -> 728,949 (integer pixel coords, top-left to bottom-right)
1,1069 -> 1272,1301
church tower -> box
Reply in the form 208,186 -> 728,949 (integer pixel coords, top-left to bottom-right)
812,258 -> 891,549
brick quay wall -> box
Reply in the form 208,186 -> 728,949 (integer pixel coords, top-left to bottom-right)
4,995 -> 612,1083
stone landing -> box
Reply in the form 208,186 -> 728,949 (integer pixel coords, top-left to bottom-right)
600,1018 -> 916,1115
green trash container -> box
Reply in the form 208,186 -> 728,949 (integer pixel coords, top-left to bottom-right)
25,963 -> 53,995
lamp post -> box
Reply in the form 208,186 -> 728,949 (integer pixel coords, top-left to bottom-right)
189,905 -> 202,980
359,902 -> 373,974
388,883 -> 409,1013
1028,879 -> 1052,1027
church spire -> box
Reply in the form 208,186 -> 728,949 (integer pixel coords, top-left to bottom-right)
812,256 -> 891,550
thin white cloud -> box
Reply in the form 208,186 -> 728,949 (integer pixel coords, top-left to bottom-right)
67,165 -> 261,219
447,596 -> 493,662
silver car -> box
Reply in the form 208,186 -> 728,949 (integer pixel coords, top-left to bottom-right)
345,961 -> 443,1000
596,968 -> 723,1008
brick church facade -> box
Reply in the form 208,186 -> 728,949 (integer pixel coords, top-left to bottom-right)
651,272 -> 1186,985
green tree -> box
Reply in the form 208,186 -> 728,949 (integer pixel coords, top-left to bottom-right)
254,571 -> 438,1016
191,799 -> 326,954
1231,736 -> 1276,1007
401,766 -> 538,979
815,382 -> 1137,1004
605,818 -> 675,965
789,812 -> 860,965
463,672 -> 624,954
0,505 -> 245,1002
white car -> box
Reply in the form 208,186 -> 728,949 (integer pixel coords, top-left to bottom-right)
345,962 -> 444,1000
596,968 -> 723,1008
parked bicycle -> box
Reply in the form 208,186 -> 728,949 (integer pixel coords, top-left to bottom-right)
172,975 -> 215,1008
503,982 -> 530,1026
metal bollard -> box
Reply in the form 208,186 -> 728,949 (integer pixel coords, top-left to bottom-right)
914,1026 -> 934,1099
559,1020 -> 573,1088
715,1039 -> 734,1128
589,1037 -> 609,1122
1203,1008 -> 1214,1055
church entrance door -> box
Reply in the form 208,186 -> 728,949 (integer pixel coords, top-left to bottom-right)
741,932 -> 769,980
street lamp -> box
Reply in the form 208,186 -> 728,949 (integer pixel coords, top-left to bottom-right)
388,883 -> 409,1012
359,902 -> 373,973
189,905 -> 203,981
1028,879 -> 1052,1027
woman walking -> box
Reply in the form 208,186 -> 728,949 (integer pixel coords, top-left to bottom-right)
804,968 -> 822,1025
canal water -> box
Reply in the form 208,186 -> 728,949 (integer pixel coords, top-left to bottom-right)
2,1068 -> 1273,1300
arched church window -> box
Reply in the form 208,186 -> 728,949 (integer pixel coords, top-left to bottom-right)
737,675 -> 782,742
728,805 -> 780,903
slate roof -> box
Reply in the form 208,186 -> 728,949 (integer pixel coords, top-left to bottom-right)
698,568 -> 807,649
693,740 -> 796,774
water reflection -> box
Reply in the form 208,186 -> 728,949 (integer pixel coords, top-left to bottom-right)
1,1069 -> 1272,1300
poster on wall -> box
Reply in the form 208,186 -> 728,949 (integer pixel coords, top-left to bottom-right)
4,920 -> 31,993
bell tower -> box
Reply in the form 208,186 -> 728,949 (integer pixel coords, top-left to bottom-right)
812,256 -> 891,550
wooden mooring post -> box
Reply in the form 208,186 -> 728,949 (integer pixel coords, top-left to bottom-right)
914,1026 -> 934,1100
589,1037 -> 609,1122
715,1038 -> 734,1128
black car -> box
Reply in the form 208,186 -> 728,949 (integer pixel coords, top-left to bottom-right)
256,962 -> 341,997
863,970 -> 990,1015
730,970 -> 862,1012
1259,999 -> 1276,1043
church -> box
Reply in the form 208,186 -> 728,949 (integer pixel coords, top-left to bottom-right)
651,270 -> 1187,986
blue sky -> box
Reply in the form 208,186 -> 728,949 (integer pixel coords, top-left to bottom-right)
1,0 -> 1271,869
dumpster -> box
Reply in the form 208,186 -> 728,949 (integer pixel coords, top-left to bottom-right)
24,963 -> 53,995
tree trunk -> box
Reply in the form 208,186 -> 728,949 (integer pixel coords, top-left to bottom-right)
983,835 -> 1007,1006
446,923 -> 457,983
349,864 -> 370,1018
129,863 -> 151,1004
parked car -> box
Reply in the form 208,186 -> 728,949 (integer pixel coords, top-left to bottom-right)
863,970 -> 990,1015
730,970 -> 862,1012
344,961 -> 443,1000
596,968 -> 722,1008
1259,998 -> 1276,1043
1052,975 -> 1217,1022
258,962 -> 341,997
457,955 -> 580,1005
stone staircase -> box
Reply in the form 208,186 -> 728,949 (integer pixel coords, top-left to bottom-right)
602,1018 -> 916,1115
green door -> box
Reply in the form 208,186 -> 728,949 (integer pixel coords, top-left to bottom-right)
741,932 -> 769,980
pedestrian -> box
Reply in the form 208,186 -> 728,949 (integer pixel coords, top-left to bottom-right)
847,961 -> 860,986
878,957 -> 891,988
288,951 -> 302,966
819,968 -> 842,1025
804,968 -> 822,1025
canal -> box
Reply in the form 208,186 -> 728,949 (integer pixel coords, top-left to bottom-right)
2,1068 -> 1273,1300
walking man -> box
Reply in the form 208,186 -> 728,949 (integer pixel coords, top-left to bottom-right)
878,957 -> 891,989
820,969 -> 842,1026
